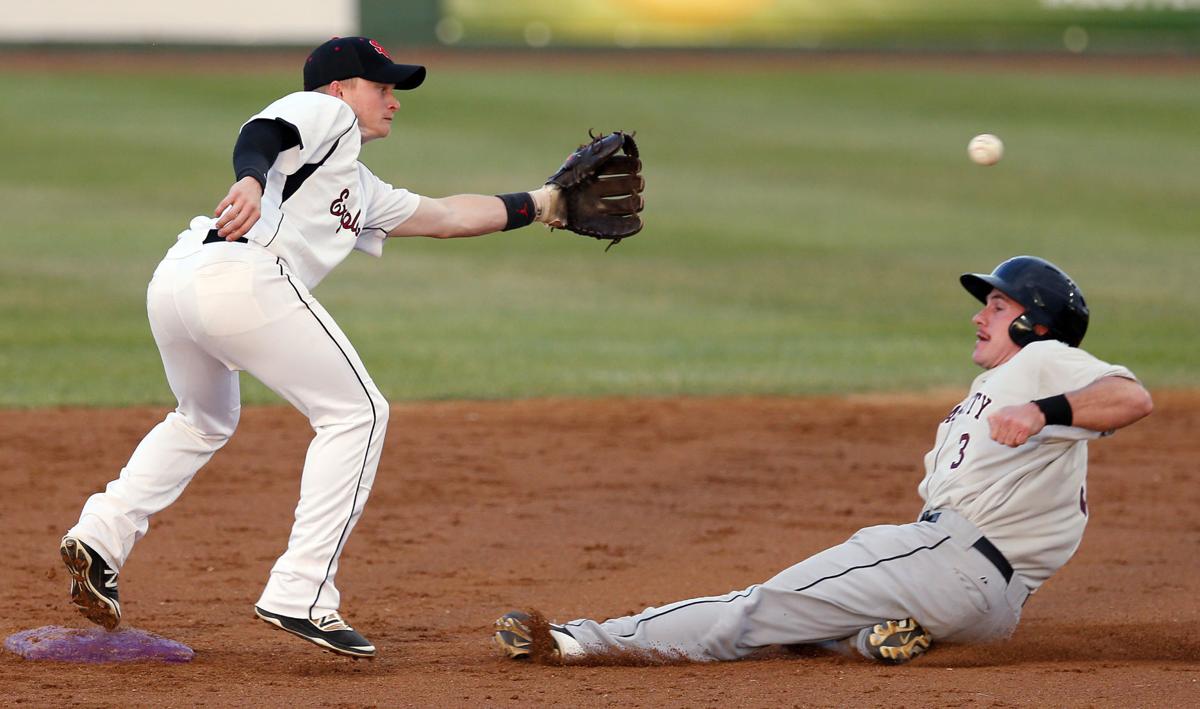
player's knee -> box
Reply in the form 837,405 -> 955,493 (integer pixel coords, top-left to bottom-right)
314,388 -> 388,433
374,398 -> 390,431
341,389 -> 389,434
367,387 -> 389,431
220,407 -> 241,438
698,586 -> 762,656
168,408 -> 238,447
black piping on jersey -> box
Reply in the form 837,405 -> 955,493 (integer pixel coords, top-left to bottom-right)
930,437 -> 947,472
280,119 -> 357,205
929,428 -> 955,472
582,534 -> 954,638
263,117 -> 358,249
277,258 -> 378,620
263,210 -> 287,249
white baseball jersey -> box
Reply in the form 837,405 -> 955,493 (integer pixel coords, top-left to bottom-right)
72,90 -> 425,625
240,91 -> 420,288
918,340 -> 1135,590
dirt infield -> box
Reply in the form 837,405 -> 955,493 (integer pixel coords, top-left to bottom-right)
3,393 -> 1198,706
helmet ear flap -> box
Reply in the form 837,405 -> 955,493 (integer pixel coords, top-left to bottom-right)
1008,314 -> 1039,347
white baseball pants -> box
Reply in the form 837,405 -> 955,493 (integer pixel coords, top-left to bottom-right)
70,226 -> 387,620
559,509 -> 1030,660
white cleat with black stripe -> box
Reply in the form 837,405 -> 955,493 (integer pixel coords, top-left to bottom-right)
254,606 -> 376,658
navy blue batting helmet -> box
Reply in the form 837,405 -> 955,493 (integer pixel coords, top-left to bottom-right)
960,256 -> 1089,347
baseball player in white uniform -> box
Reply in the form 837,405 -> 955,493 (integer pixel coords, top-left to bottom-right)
58,36 -> 588,658
494,256 -> 1154,664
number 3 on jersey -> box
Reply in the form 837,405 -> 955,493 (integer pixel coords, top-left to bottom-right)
950,433 -> 970,469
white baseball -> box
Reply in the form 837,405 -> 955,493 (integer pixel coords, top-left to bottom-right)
968,134 -> 1004,166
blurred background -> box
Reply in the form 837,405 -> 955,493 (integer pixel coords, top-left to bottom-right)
1,1 -> 1197,406
4,0 -> 1200,52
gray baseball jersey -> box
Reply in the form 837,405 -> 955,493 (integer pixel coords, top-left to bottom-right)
550,342 -> 1137,661
919,339 -> 1133,590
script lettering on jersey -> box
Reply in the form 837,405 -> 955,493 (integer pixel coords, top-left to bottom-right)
329,188 -> 362,236
942,392 -> 994,423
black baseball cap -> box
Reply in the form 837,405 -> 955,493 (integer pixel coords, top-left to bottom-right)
303,36 -> 426,91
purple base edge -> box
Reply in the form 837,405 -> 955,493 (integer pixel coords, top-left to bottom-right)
4,625 -> 194,663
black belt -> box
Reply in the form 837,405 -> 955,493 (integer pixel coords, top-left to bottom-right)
919,511 -> 1014,584
203,229 -> 247,244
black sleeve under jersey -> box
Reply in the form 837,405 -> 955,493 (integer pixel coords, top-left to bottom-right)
232,119 -> 302,189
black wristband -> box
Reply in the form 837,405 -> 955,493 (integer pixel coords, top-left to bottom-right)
1033,394 -> 1073,427
497,192 -> 536,231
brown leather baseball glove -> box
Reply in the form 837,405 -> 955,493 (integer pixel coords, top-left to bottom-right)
544,131 -> 644,248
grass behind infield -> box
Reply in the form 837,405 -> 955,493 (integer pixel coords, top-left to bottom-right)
1,56 -> 1197,407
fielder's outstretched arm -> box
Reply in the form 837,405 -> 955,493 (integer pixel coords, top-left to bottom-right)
388,130 -> 642,242
387,188 -> 561,239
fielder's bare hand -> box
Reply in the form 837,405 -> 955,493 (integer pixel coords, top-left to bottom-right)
214,176 -> 263,240
987,403 -> 1045,447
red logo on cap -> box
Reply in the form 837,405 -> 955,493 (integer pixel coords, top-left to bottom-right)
368,39 -> 391,59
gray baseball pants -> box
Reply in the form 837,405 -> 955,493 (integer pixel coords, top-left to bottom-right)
559,509 -> 1030,660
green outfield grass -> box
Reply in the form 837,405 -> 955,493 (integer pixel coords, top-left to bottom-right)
1,55 -> 1197,407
